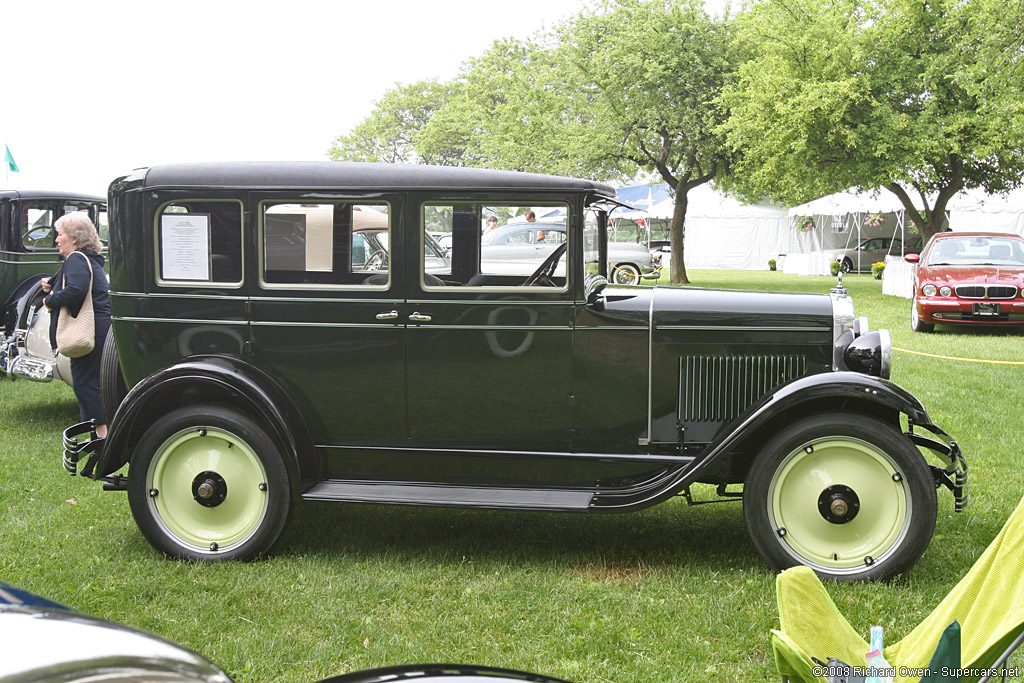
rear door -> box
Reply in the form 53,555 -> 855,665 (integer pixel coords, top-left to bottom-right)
248,197 -> 407,449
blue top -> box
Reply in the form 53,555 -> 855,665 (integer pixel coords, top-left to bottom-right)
44,250 -> 111,350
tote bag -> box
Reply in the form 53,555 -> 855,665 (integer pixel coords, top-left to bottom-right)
55,251 -> 96,358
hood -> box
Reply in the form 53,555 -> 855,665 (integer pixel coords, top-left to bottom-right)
919,264 -> 1024,286
649,285 -> 834,331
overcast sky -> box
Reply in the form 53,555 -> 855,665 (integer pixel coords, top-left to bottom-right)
3,0 -> 725,196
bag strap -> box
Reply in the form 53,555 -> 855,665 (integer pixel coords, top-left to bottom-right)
64,250 -> 94,289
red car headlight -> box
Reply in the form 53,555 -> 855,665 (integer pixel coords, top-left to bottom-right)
939,286 -> 952,297
923,284 -> 937,296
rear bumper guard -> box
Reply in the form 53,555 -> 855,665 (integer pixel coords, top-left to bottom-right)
907,422 -> 969,512
63,420 -> 105,478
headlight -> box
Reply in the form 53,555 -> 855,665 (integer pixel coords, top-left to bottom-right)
844,329 -> 892,379
939,286 -> 952,297
923,284 -> 937,297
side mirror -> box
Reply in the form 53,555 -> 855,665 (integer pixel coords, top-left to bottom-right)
584,273 -> 608,306
904,253 -> 920,263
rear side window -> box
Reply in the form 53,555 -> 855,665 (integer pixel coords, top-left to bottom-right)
261,202 -> 391,288
157,200 -> 243,286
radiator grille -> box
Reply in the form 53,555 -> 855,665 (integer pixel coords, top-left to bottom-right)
955,285 -> 1018,299
680,354 -> 807,423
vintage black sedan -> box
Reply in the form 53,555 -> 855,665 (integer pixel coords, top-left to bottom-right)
0,190 -> 107,385
63,162 -> 966,581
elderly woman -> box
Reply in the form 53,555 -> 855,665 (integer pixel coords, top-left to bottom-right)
41,213 -> 111,437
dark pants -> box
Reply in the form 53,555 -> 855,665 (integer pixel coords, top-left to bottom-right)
70,329 -> 108,424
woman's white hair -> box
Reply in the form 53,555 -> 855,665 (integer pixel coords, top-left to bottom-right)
55,212 -> 103,253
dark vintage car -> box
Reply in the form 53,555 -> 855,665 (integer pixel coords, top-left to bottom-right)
907,232 -> 1024,332
62,162 -> 966,581
0,189 -> 108,385
0,580 -> 569,683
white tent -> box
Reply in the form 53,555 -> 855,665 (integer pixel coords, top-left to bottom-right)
786,189 -> 932,255
948,187 -> 1024,236
612,182 -> 791,270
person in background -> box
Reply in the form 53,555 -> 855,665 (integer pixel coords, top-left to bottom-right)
485,216 -> 498,233
41,213 -> 111,437
525,210 -> 536,222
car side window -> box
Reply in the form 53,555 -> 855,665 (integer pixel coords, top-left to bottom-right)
157,200 -> 243,286
21,203 -> 58,250
261,202 -> 391,288
422,203 -> 569,289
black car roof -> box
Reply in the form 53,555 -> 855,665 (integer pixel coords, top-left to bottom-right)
131,162 -> 617,195
0,189 -> 105,202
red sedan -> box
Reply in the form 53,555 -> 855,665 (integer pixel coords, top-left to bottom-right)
907,232 -> 1024,332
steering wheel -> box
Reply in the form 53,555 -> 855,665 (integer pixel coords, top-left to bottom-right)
523,242 -> 567,286
362,249 -> 388,271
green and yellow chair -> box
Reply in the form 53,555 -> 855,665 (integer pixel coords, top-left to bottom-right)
771,496 -> 1024,683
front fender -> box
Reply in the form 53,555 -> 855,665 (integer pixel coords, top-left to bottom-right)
688,371 -> 934,483
92,355 -> 315,493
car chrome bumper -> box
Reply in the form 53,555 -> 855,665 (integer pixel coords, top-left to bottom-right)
907,421 -> 969,512
1,333 -> 55,382
63,420 -> 106,477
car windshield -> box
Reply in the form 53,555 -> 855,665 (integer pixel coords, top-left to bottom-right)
925,235 -> 1024,266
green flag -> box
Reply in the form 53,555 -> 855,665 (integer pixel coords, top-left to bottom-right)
4,144 -> 19,172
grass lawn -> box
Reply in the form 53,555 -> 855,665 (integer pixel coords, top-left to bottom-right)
2,270 -> 1022,683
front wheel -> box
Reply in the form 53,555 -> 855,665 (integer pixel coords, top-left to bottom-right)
744,413 -> 937,581
612,263 -> 640,285
127,404 -> 293,561
911,295 -> 935,333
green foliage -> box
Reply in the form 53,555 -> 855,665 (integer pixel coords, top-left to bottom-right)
328,80 -> 464,165
328,2 -> 738,285
719,0 -> 1024,241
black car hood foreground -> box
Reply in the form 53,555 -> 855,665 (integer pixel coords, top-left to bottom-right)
0,582 -> 572,683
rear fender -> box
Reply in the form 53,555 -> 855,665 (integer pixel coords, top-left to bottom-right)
93,356 -> 315,494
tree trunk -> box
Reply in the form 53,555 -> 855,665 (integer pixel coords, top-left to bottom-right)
669,190 -> 690,285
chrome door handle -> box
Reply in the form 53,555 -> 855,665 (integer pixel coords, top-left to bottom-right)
408,312 -> 432,323
375,310 -> 399,320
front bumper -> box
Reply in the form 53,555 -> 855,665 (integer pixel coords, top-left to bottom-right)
1,332 -> 55,382
918,297 -> 1024,324
907,420 -> 969,512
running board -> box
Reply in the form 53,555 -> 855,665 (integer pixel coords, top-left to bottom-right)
302,481 -> 594,510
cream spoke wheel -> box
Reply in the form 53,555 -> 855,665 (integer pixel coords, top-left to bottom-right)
768,437 -> 909,570
128,404 -> 292,561
147,427 -> 268,552
744,413 -> 937,581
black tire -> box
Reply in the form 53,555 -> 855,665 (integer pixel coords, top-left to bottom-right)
612,263 -> 640,285
840,258 -> 853,273
100,332 -> 128,423
744,413 -> 937,581
911,295 -> 935,333
127,404 -> 293,561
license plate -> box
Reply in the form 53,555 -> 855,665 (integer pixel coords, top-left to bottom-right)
974,302 -> 1000,316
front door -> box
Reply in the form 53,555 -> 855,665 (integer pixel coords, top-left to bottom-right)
403,201 -> 574,468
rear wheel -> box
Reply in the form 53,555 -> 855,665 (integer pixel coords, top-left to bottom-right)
127,404 -> 292,561
911,295 -> 935,333
840,258 -> 853,273
744,413 -> 937,581
100,333 -> 127,423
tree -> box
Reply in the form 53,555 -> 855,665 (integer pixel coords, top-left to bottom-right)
328,2 -> 736,284
328,80 -> 465,165
555,0 -> 736,284
719,0 -> 1024,242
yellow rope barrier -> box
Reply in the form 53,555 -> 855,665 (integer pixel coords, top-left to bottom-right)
893,347 -> 1024,365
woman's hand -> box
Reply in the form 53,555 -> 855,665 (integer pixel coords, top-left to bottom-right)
40,277 -> 53,294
